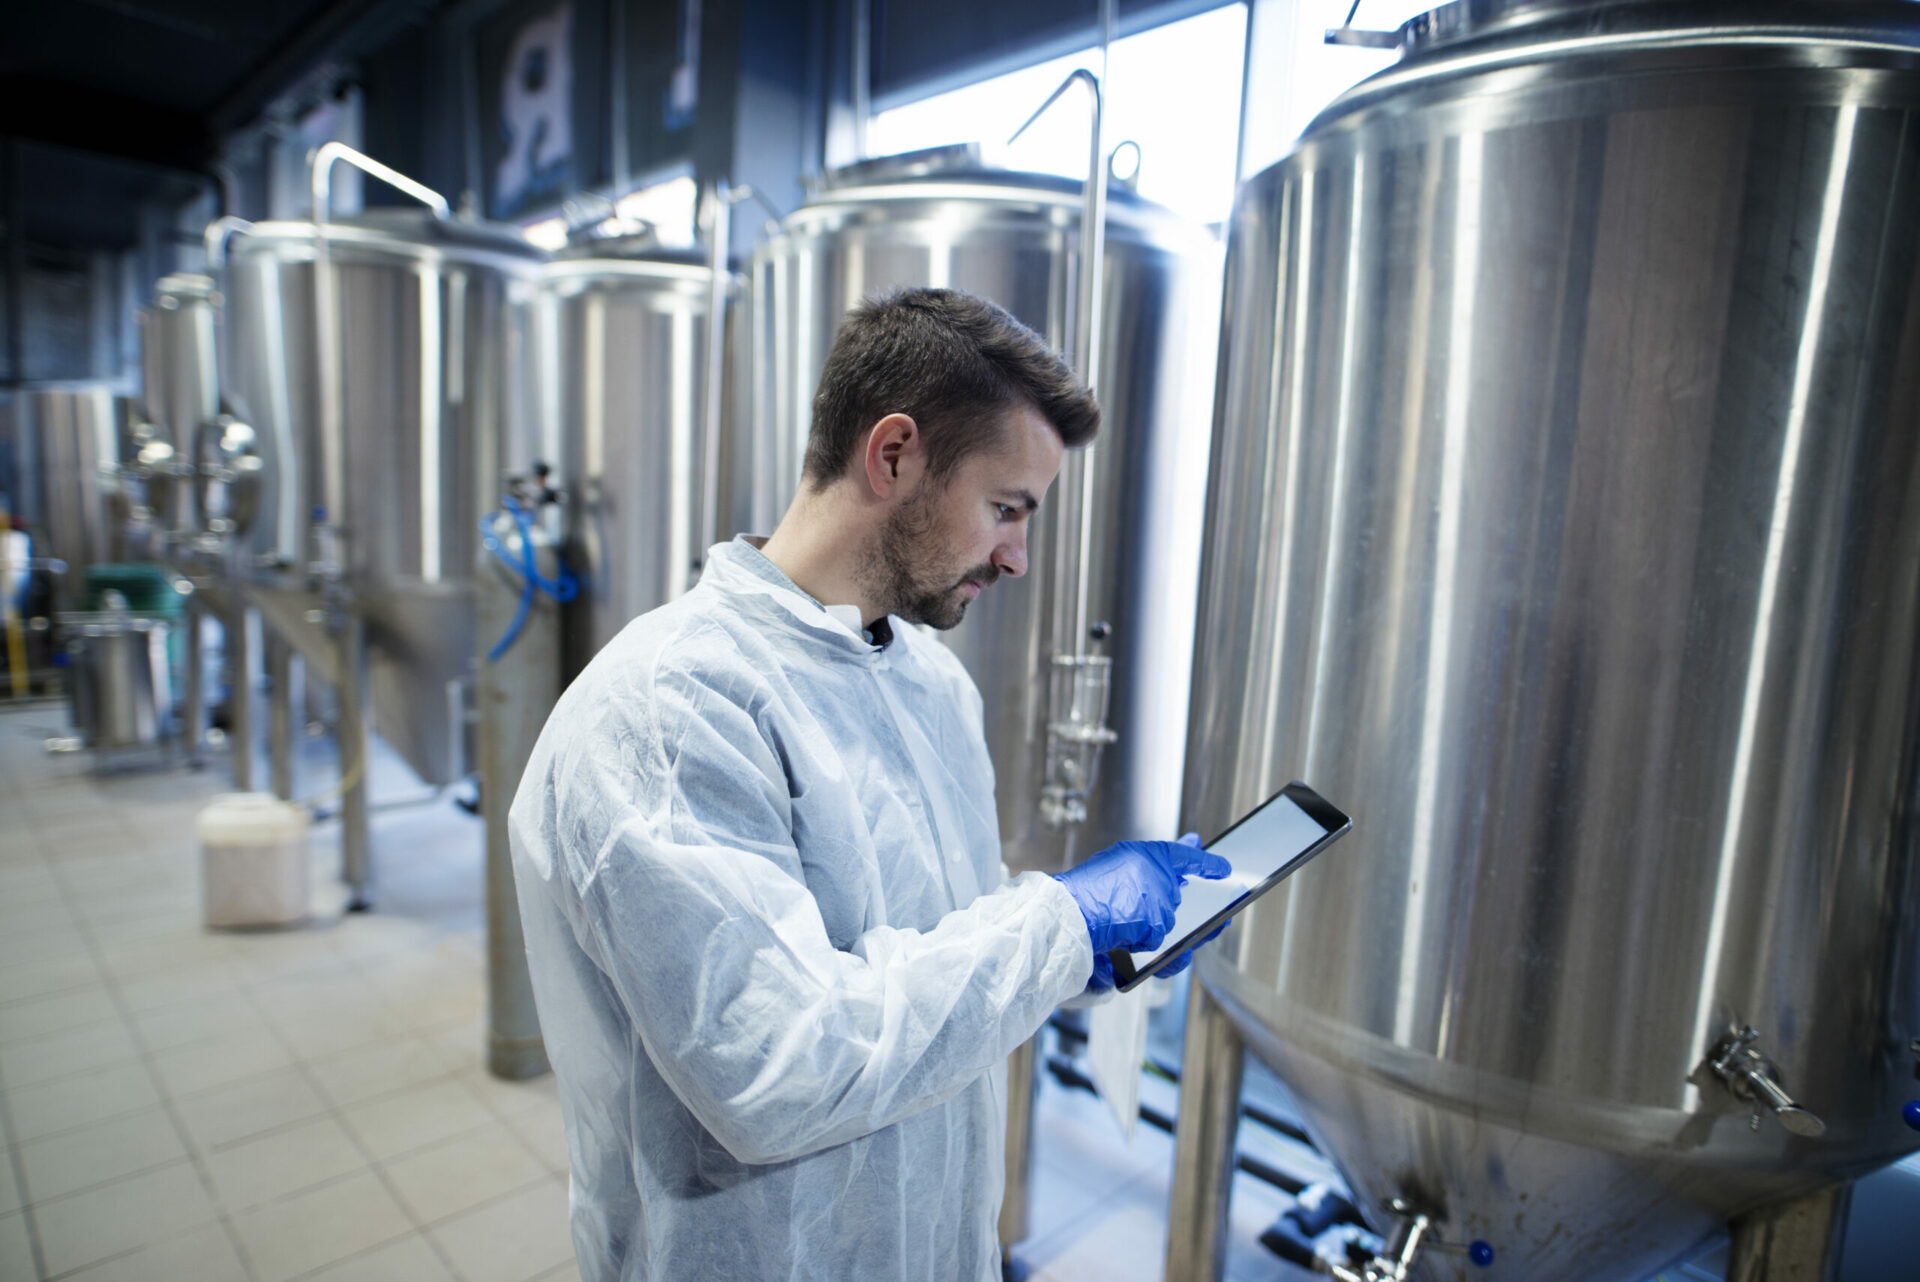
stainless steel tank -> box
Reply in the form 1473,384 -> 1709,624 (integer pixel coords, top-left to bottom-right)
536,232 -> 740,679
136,272 -> 221,546
751,156 -> 1221,873
6,386 -> 123,606
1180,2 -> 1920,1278
220,210 -> 544,784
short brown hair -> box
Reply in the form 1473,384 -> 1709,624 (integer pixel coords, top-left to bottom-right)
802,287 -> 1100,486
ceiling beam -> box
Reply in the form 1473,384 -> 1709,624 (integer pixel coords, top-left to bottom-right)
0,77 -> 209,173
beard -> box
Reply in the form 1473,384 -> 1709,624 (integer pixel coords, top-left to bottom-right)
864,488 -> 999,630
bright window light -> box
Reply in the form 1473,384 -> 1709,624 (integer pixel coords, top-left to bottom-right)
1267,0 -> 1434,152
522,216 -> 569,251
867,5 -> 1250,227
615,175 -> 699,248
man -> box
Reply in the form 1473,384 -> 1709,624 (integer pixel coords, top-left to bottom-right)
510,287 -> 1226,1281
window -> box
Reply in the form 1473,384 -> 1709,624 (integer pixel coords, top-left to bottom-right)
867,5 -> 1249,227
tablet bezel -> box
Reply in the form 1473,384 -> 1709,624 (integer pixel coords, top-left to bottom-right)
1110,781 -> 1352,992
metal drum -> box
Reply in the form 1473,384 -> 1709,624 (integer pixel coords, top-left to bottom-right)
221,210 -> 544,784
537,233 -> 739,679
752,158 -> 1220,873
1181,2 -> 1920,1277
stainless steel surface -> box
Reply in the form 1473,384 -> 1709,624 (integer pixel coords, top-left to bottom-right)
998,1036 -> 1040,1250
1727,1185 -> 1852,1282
219,204 -> 543,785
227,595 -> 253,791
478,509 -> 559,1079
750,161 -> 1221,874
537,240 -> 737,677
267,632 -> 297,800
9,387 -> 121,606
1164,978 -> 1244,1282
62,611 -> 173,749
336,610 -> 370,909
1183,4 -> 1920,1278
139,273 -> 220,545
182,591 -> 206,764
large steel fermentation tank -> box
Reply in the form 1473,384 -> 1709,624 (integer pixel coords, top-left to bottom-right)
751,157 -> 1220,875
537,231 -> 741,679
1174,3 -> 1920,1279
6,386 -> 125,607
221,206 -> 544,787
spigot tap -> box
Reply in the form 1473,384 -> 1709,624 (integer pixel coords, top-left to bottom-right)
1706,1026 -> 1826,1138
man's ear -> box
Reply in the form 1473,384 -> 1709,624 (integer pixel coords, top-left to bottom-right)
862,413 -> 920,497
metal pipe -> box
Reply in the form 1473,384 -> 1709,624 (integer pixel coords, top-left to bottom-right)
852,0 -> 871,161
336,610 -> 371,910
183,591 -> 206,765
227,597 -> 254,791
699,181 -> 732,581
267,631 -> 292,798
203,216 -> 256,270
1165,980 -> 1245,1282
998,1035 -> 1042,1258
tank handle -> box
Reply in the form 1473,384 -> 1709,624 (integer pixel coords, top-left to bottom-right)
1325,0 -> 1402,49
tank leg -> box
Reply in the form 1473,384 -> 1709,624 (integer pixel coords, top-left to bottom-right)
267,632 -> 294,800
228,597 -> 254,791
337,613 -> 371,911
1165,978 -> 1244,1282
479,569 -> 557,1080
1727,1184 -> 1851,1282
182,594 -> 205,766
998,1033 -> 1042,1276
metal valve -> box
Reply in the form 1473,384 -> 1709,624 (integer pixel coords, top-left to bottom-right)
1321,1200 -> 1493,1282
1705,1026 -> 1827,1138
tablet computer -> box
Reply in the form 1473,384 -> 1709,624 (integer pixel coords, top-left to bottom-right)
1111,781 -> 1352,992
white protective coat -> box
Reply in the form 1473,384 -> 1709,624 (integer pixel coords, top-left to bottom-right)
509,536 -> 1095,1281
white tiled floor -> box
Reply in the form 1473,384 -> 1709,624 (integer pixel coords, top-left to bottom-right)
0,701 -> 1307,1282
0,707 -> 574,1282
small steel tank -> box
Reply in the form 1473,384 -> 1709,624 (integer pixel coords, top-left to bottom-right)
220,206 -> 544,785
751,154 -> 1221,874
536,227 -> 740,679
1174,3 -> 1920,1279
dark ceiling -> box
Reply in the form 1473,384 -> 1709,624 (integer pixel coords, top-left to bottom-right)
0,0 -> 431,250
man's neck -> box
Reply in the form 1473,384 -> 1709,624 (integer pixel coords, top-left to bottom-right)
759,485 -> 886,627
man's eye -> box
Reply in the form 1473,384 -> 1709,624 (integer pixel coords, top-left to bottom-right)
995,504 -> 1014,519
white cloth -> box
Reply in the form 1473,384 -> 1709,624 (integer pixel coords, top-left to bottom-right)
509,535 -> 1094,1282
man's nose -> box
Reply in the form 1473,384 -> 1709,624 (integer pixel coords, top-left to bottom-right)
992,533 -> 1029,579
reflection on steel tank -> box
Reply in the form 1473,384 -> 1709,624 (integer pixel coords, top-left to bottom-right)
751,150 -> 1222,875
1181,2 -> 1920,1278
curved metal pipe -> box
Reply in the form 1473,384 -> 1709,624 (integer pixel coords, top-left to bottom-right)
699,180 -> 733,588
203,216 -> 256,269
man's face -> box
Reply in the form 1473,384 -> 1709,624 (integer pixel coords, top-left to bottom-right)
866,402 -> 1065,630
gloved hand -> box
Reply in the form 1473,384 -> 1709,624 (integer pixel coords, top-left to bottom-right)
1055,833 -> 1231,989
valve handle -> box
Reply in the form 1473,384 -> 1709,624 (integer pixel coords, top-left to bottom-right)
1902,1100 -> 1920,1132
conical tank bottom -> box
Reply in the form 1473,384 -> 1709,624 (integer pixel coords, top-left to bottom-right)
361,584 -> 474,787
1201,960 -> 1862,1281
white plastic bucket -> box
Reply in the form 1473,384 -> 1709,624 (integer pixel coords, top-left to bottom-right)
198,792 -> 310,928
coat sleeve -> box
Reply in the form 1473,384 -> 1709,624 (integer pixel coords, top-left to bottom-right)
550,653 -> 1093,1167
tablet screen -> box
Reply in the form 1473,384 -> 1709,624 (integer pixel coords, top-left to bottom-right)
1115,783 -> 1350,990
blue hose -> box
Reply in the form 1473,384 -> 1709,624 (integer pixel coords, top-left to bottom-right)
481,496 -> 577,662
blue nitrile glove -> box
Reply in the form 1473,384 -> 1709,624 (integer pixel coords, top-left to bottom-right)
1054,833 -> 1232,989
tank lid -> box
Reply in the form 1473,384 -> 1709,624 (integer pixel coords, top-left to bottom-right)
797,159 -> 1180,225
1373,0 -> 1920,60
808,143 -> 984,193
238,208 -> 546,261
